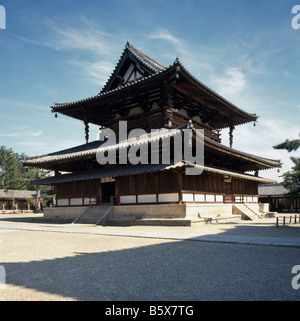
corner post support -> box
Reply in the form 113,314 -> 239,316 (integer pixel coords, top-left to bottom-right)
229,124 -> 235,148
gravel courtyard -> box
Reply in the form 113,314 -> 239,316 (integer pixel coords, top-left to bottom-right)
0,213 -> 300,301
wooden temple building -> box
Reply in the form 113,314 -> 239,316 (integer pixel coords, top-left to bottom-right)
0,189 -> 37,212
23,42 -> 281,224
259,183 -> 300,213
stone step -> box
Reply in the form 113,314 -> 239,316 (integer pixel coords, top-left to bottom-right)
80,214 -> 103,219
108,217 -> 192,226
77,218 -> 103,223
234,204 -> 261,220
87,208 -> 111,213
74,206 -> 113,224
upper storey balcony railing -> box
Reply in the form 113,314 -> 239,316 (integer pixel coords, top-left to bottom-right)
107,112 -> 221,143
171,114 -> 221,143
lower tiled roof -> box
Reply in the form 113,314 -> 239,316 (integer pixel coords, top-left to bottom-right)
0,189 -> 36,200
258,183 -> 290,196
23,125 -> 281,170
33,162 -> 275,185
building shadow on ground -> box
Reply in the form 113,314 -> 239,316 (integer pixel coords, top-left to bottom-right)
2,224 -> 300,301
0,216 -> 39,223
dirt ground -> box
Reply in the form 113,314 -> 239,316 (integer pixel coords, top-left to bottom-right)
1,213 -> 300,301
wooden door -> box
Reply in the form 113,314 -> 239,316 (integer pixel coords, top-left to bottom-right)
224,180 -> 233,203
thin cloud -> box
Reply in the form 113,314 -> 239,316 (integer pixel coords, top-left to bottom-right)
148,28 -> 189,59
19,17 -> 116,56
17,17 -> 119,88
72,60 -> 115,86
215,67 -> 246,97
0,130 -> 43,138
0,133 -> 19,137
148,28 -> 218,79
15,139 -> 83,156
0,99 -> 45,111
150,28 -> 182,47
13,126 -> 29,131
50,26 -> 114,55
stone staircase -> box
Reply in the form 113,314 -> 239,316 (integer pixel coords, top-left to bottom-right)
234,204 -> 262,220
73,205 -> 112,225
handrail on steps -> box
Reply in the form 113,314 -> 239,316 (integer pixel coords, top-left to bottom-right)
96,206 -> 113,226
72,205 -> 91,224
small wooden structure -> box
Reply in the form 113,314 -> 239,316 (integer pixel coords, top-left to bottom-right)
259,183 -> 300,213
0,189 -> 36,212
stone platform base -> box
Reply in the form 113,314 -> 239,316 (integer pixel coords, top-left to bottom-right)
41,203 -> 267,226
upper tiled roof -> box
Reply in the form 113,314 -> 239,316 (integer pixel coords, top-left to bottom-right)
52,44 -> 258,127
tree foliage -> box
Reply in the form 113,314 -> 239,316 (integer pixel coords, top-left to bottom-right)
273,138 -> 300,198
0,145 -> 50,191
273,139 -> 300,152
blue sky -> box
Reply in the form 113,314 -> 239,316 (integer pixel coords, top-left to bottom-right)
0,0 -> 299,181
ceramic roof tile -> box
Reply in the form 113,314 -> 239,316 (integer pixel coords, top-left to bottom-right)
258,183 -> 290,196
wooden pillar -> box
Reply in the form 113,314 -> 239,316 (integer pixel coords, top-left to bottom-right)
12,197 -> 16,212
115,178 -> 120,204
176,169 -> 183,204
229,124 -> 234,148
162,83 -> 175,127
36,168 -> 41,213
84,121 -> 89,144
155,173 -> 159,202
36,185 -> 41,213
96,179 -> 102,204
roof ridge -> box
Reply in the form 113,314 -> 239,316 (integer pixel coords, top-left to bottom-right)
126,42 -> 166,72
100,42 -> 166,94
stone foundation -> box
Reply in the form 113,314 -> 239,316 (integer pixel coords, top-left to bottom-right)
185,203 -> 234,219
113,204 -> 186,218
42,202 -> 269,222
43,206 -> 87,221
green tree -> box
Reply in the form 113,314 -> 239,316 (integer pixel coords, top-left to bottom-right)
273,139 -> 300,198
273,139 -> 300,152
0,145 -> 51,191
0,146 -> 23,189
